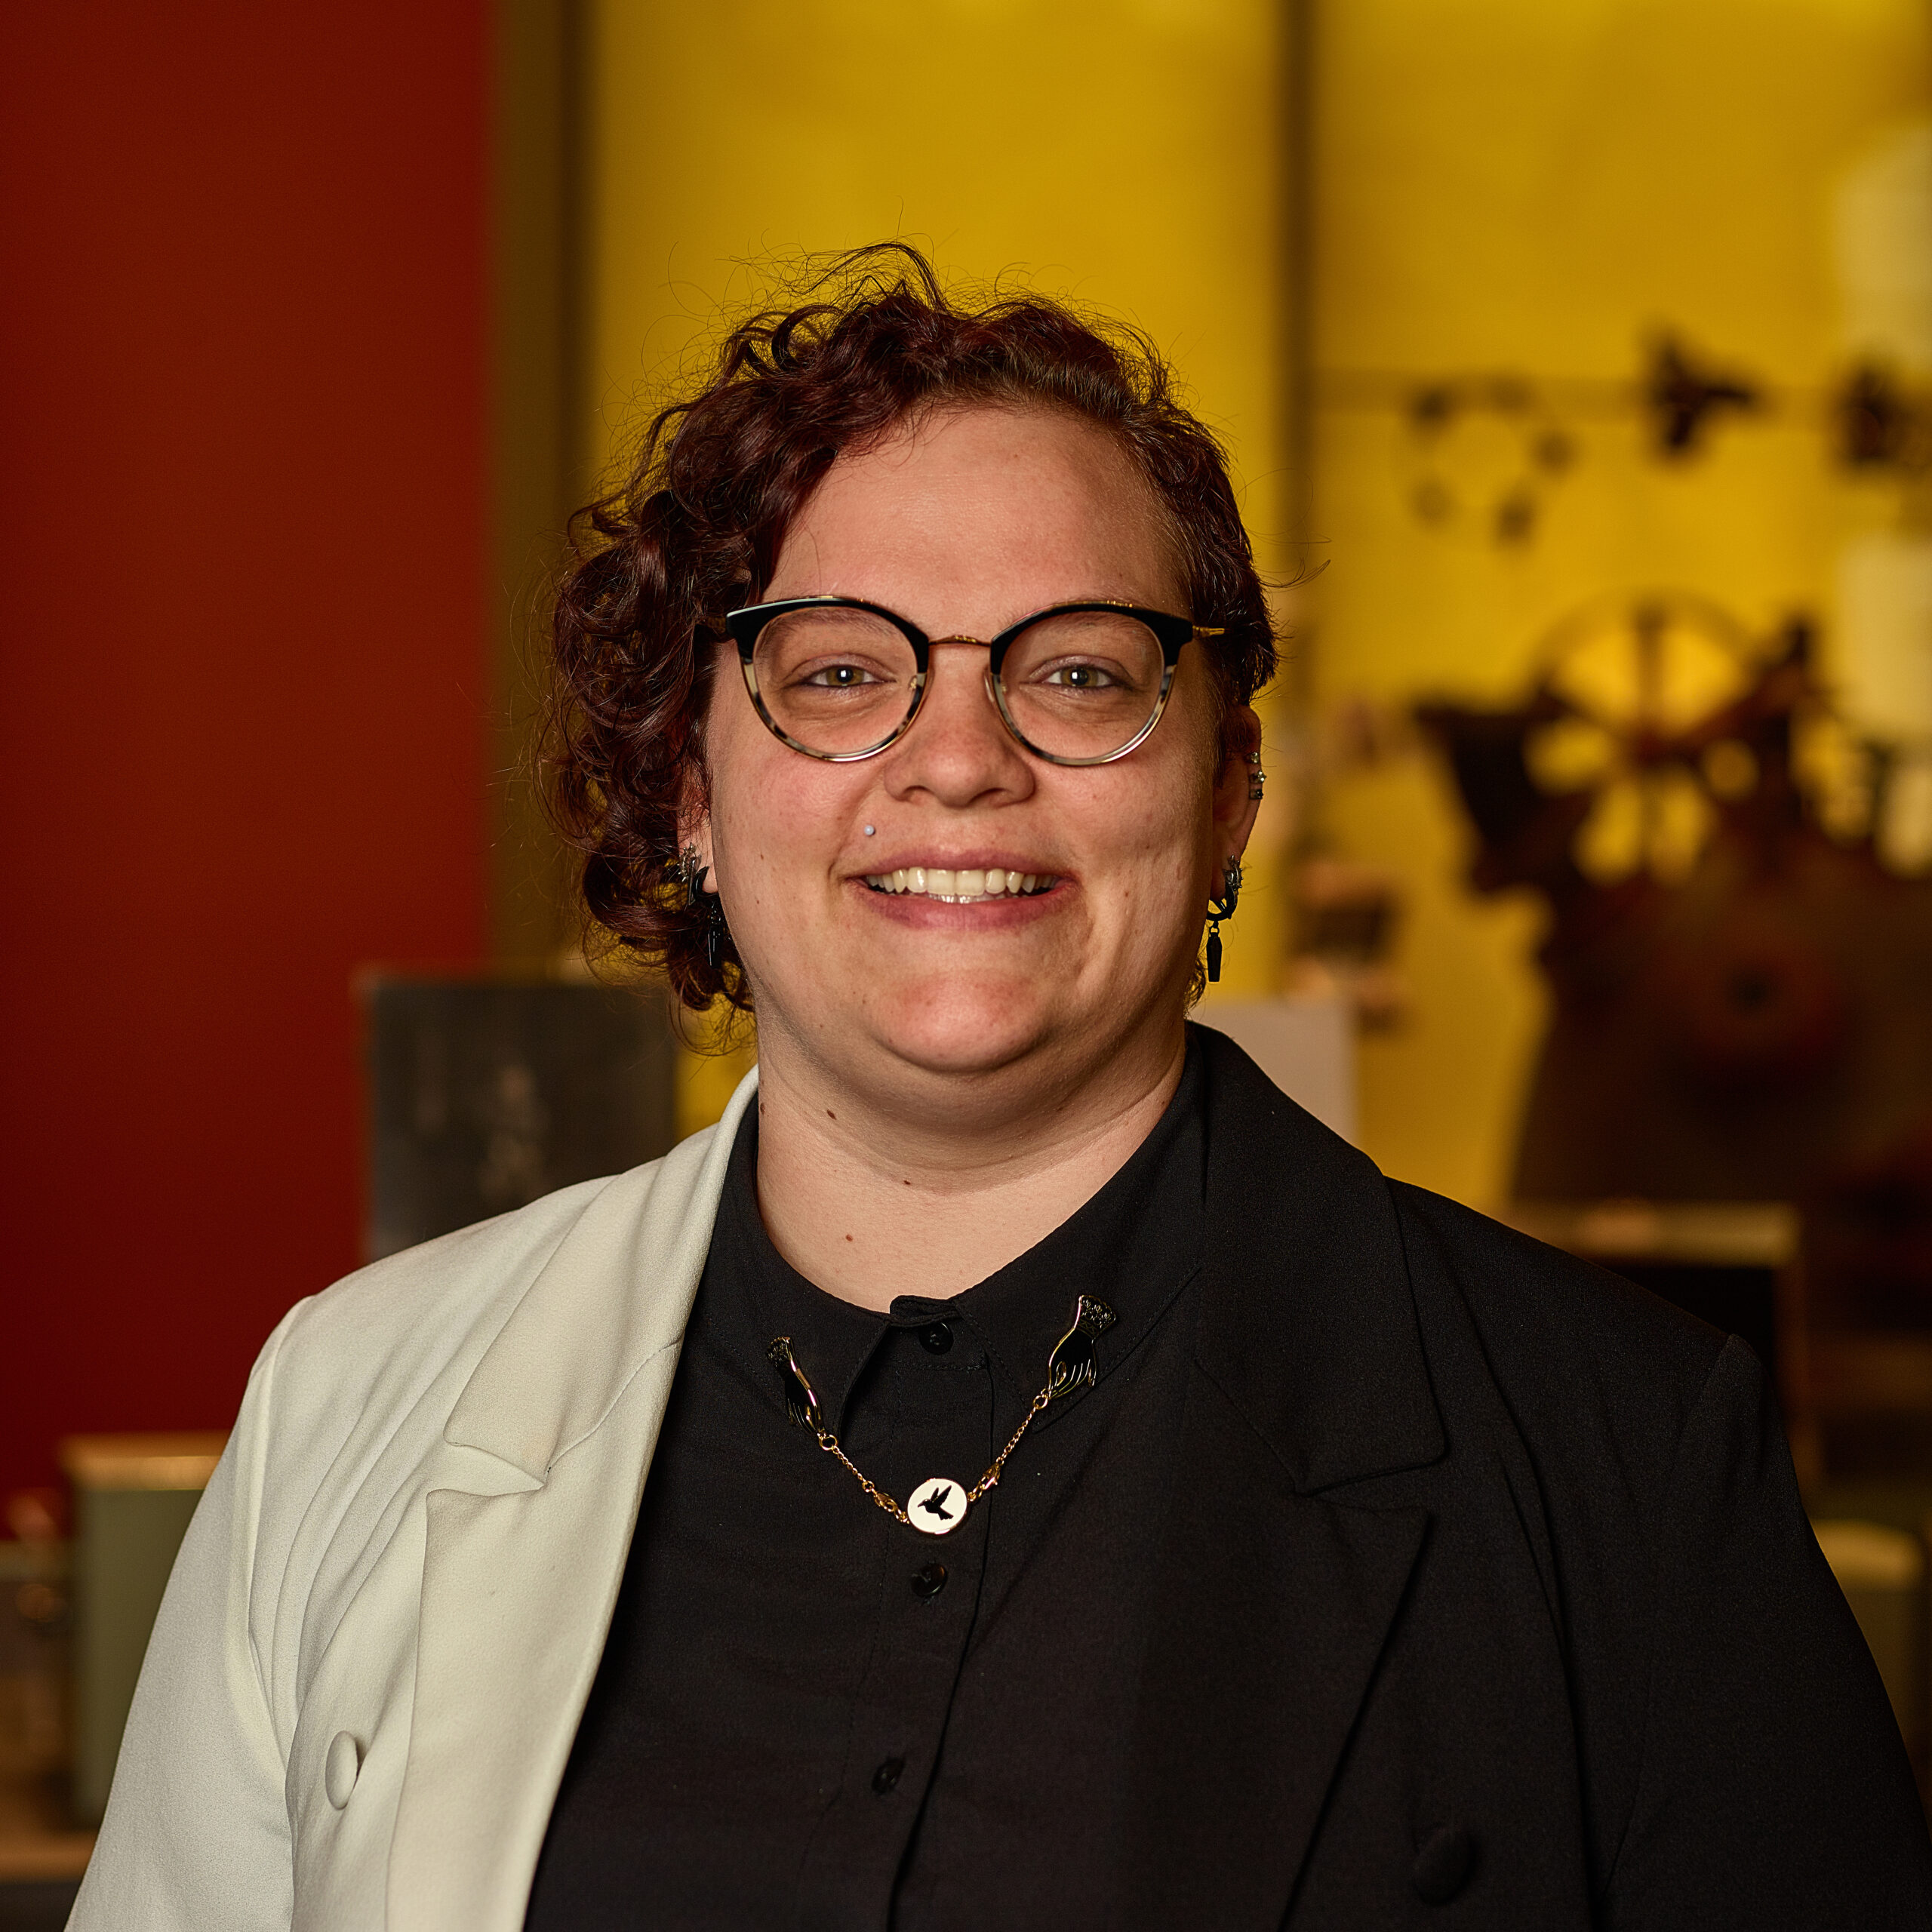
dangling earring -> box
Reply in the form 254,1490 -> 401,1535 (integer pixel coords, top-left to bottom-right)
1204,858 -> 1242,984
681,846 -> 729,971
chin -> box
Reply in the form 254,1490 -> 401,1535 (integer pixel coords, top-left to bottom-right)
866,979 -> 1057,1079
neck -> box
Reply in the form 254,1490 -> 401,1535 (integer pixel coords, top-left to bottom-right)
748,1021 -> 1188,1311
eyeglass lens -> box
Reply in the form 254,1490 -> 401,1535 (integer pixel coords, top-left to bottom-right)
752,607 -> 1168,761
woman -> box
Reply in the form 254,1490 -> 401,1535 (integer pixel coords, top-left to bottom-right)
75,248 -> 1930,1930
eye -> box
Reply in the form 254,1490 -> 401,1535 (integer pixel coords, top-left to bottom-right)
1039,660 -> 1123,690
800,662 -> 883,688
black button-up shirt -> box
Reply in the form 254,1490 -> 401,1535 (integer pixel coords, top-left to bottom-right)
525,1041 -> 1208,1930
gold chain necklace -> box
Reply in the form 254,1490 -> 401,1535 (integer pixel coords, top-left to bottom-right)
768,1294 -> 1118,1537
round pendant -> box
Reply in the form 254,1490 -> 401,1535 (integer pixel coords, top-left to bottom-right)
906,1476 -> 968,1536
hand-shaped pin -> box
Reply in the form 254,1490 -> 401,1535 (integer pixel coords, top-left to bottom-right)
1045,1295 -> 1118,1401
768,1337 -> 823,1431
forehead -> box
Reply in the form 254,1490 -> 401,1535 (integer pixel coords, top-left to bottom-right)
768,404 -> 1182,613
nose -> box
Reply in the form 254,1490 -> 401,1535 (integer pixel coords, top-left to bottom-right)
883,641 -> 1035,808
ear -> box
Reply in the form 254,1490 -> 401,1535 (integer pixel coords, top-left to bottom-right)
674,774 -> 715,884
672,705 -> 721,881
1211,704 -> 1264,865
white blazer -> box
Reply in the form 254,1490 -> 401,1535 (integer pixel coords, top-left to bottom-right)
69,1069 -> 762,1932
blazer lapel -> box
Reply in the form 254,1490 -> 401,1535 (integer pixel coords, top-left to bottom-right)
1119,1364 -> 1427,1928
1116,1029 -> 1445,1927
386,1071 -> 758,1932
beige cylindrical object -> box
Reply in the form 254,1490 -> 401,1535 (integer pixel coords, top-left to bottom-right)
60,1432 -> 228,1825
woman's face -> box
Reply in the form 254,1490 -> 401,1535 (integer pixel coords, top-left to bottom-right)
697,404 -> 1259,1114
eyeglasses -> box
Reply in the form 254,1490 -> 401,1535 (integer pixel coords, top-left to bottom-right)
722,597 -> 1224,768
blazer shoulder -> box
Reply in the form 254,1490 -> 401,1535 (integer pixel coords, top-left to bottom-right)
1392,1183 -> 1724,1380
1389,1181 -> 1730,1495
246,1144 -> 710,1519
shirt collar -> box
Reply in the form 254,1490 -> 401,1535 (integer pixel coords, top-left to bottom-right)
706,1118 -> 886,1429
937,1036 -> 1205,1432
709,1035 -> 1208,1435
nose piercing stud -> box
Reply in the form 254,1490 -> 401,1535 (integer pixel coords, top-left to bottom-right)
864,825 -> 876,836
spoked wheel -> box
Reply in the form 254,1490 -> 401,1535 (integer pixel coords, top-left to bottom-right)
1522,589 -> 1774,885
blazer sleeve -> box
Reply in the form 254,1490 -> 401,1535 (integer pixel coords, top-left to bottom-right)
67,1319 -> 298,1932
1603,1334 -> 1932,1930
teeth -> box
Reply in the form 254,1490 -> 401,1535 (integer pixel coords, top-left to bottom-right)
863,869 -> 1055,901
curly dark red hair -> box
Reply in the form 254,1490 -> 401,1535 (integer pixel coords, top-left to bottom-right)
544,244 -> 1278,1013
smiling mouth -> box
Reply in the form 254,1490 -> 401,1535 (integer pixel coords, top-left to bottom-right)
863,866 -> 1058,903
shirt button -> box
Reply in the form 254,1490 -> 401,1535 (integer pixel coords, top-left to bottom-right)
872,1757 -> 906,1794
911,1564 -> 947,1599
918,1321 -> 953,1354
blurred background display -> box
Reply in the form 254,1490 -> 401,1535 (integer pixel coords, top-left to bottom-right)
2,0 -> 1930,1907
363,978 -> 678,1258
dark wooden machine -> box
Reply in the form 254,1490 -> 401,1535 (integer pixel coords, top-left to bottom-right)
1417,595 -> 1932,1474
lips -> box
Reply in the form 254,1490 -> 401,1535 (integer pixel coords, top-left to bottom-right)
863,866 -> 1057,903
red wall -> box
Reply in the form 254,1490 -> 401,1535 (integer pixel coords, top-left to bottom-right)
0,5 -> 491,1497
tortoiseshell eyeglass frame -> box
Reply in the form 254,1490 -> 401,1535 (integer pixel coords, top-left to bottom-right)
721,595 -> 1225,768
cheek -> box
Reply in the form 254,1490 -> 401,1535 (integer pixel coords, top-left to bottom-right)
1123,718 -> 1222,864
708,733 -> 861,906
704,685 -> 783,842
1081,770 -> 1215,920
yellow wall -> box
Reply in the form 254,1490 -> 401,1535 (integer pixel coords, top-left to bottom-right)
584,0 -> 1297,1129
1313,0 -> 1932,1205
